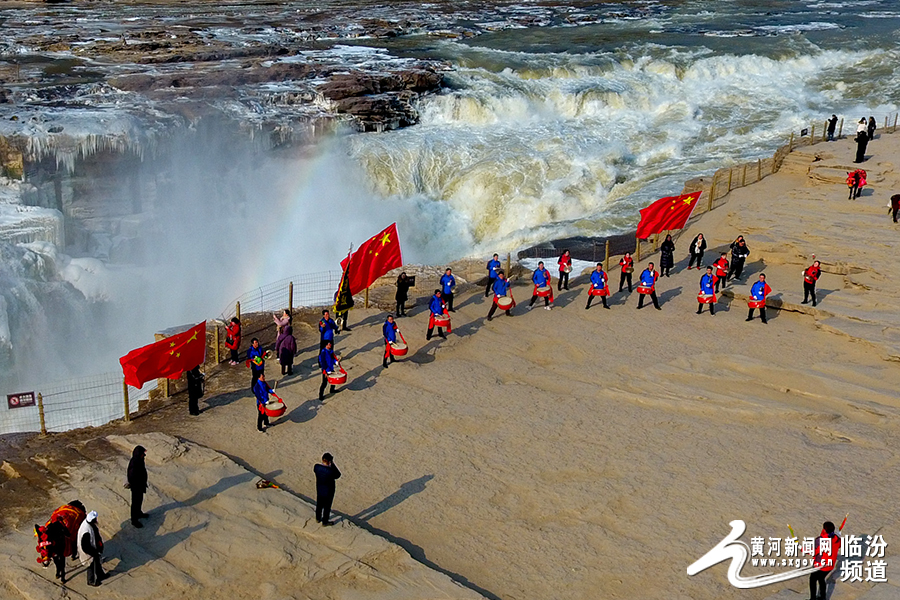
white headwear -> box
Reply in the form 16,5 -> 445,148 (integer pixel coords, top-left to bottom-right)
86,511 -> 98,522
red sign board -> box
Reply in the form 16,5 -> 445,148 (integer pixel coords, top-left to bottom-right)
7,392 -> 36,410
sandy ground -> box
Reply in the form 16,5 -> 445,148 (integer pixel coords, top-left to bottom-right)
2,131 -> 900,600
0,432 -> 483,600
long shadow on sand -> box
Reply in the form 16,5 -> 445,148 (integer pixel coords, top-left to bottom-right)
658,286 -> 683,306
274,399 -> 319,425
351,475 -> 435,522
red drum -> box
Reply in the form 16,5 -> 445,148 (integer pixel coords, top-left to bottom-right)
327,369 -> 347,385
589,287 -> 609,297
697,293 -> 717,304
390,342 -> 408,356
496,296 -> 514,309
748,298 -> 765,309
536,285 -> 552,297
433,314 -> 451,327
637,285 -> 653,295
263,401 -> 286,417
561,264 -> 572,274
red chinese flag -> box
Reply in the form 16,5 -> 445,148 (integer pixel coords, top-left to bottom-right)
119,322 -> 207,389
340,223 -> 403,295
636,191 -> 702,239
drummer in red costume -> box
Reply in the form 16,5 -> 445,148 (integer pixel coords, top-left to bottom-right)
557,249 -> 573,291
487,271 -> 515,321
619,252 -> 634,292
585,263 -> 610,310
713,252 -> 729,292
528,261 -> 554,310
426,290 -> 450,340
802,260 -> 821,306
383,314 -> 398,369
746,273 -> 771,324
636,262 -> 661,310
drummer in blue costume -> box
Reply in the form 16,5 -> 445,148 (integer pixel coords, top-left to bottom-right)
528,261 -> 554,310
696,265 -> 716,315
487,271 -> 515,321
585,263 -> 610,310
636,262 -> 661,310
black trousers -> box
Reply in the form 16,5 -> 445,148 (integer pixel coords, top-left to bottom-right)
586,295 -> 607,309
426,327 -> 445,339
319,372 -> 336,399
715,275 -> 726,292
487,303 -> 511,319
855,143 -> 867,163
188,392 -> 200,415
131,488 -> 144,523
747,307 -> 768,322
727,260 -> 745,280
395,300 -> 406,315
383,342 -> 396,366
697,302 -> 715,315
558,271 -> 569,290
529,294 -> 550,307
688,251 -> 704,269
229,348 -> 239,362
619,272 -> 632,292
809,569 -> 828,600
893,207 -> 899,223
257,409 -> 269,431
661,265 -> 671,276
849,184 -> 860,199
444,292 -> 454,311
485,278 -> 496,297
803,281 -> 817,305
316,492 -> 335,523
637,292 -> 660,309
87,555 -> 104,586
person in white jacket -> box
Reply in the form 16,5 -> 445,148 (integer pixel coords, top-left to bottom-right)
77,511 -> 105,586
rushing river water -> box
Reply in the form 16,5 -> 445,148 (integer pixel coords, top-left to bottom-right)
0,0 -> 898,392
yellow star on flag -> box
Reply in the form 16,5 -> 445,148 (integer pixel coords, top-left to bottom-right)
380,232 -> 391,246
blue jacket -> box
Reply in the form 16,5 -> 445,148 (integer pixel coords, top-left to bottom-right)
429,295 -> 445,315
247,345 -> 264,365
487,259 -> 501,278
590,270 -> 607,289
751,281 -> 769,300
383,320 -> 397,343
252,379 -> 272,406
440,274 -> 456,295
640,269 -> 657,288
700,273 -> 714,295
319,317 -> 338,341
532,268 -> 550,286
492,277 -> 511,296
318,347 -> 337,372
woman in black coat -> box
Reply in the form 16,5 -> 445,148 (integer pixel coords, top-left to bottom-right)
395,272 -> 413,316
126,445 -> 149,527
687,233 -> 707,270
659,234 -> 675,276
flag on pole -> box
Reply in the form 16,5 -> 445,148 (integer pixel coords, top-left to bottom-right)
334,246 -> 355,313
636,191 -> 702,239
339,223 -> 403,295
119,322 -> 207,389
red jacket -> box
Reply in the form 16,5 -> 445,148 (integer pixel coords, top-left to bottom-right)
804,265 -> 821,284
813,530 -> 841,572
714,257 -> 729,277
558,253 -> 572,270
225,322 -> 241,350
620,256 -> 634,272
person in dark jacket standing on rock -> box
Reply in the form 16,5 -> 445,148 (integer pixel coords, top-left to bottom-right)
890,194 -> 900,223
687,233 -> 707,270
314,453 -> 341,526
186,366 -> 204,416
855,129 -> 869,163
659,234 -> 675,277
867,116 -> 876,140
826,114 -> 838,141
396,271 -> 413,316
728,236 -> 750,280
276,325 -> 297,376
126,446 -> 149,528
